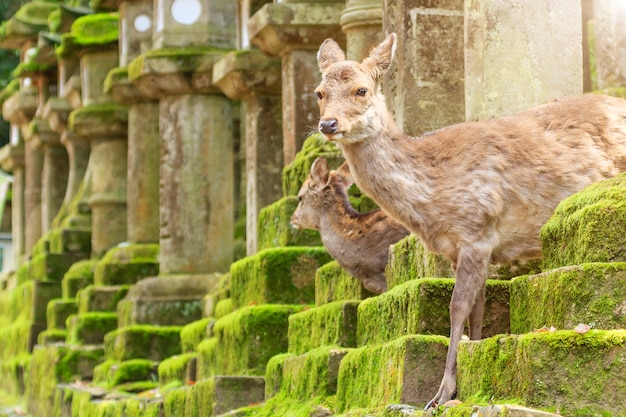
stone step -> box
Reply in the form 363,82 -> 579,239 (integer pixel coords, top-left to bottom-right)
457,329 -> 626,416
357,278 -> 510,347
335,335 -> 448,412
287,300 -> 359,355
104,324 -> 182,362
196,304 -> 306,378
158,353 -> 197,386
46,298 -> 77,330
230,247 -> 331,308
180,317 -> 214,353
29,252 -> 88,282
61,259 -> 97,299
92,358 -> 158,387
510,262 -> 626,334
93,243 -> 159,286
258,197 -> 323,250
66,312 -> 118,344
76,284 -> 130,314
315,260 -> 373,306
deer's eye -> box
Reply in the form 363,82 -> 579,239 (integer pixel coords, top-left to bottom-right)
316,91 -> 323,100
356,88 -> 367,97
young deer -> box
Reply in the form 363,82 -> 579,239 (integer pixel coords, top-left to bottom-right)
315,33 -> 626,407
291,157 -> 410,294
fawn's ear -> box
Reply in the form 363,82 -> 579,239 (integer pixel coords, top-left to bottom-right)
318,39 -> 346,73
334,161 -> 354,188
362,33 -> 397,79
310,157 -> 330,189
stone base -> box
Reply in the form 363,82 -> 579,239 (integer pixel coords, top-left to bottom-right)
315,260 -> 373,306
104,324 -> 182,362
93,244 -> 159,286
66,312 -> 118,344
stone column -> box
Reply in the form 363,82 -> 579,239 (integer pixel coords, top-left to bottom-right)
383,0 -> 464,135
465,0 -> 582,121
213,49 -> 282,255
248,0 -> 345,165
592,0 -> 626,89
0,141 -> 25,266
341,0 -> 383,61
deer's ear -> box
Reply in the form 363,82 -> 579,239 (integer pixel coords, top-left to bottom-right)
334,161 -> 354,188
310,157 -> 330,189
362,33 -> 397,78
318,39 -> 346,73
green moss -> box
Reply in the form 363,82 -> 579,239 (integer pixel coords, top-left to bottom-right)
66,311 -> 118,344
336,335 -> 449,411
230,246 -> 331,308
37,328 -> 66,344
104,325 -> 182,361
214,298 -> 234,318
104,359 -> 157,387
287,301 -> 359,355
357,278 -> 510,347
158,353 -> 196,386
93,244 -> 159,286
69,12 -> 118,45
68,103 -> 128,133
15,1 -> 59,26
46,298 -> 78,330
510,263 -> 626,334
315,260 -> 371,306
540,173 -> 626,270
76,285 -> 130,314
0,79 -> 19,109
199,304 -> 306,378
457,330 -> 626,415
180,318 -> 213,353
103,66 -> 129,94
257,197 -> 322,250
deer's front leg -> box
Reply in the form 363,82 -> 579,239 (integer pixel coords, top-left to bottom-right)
426,244 -> 490,408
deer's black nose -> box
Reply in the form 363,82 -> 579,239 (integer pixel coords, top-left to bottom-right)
319,119 -> 338,134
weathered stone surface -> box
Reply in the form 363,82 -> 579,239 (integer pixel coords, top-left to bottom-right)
119,0 -> 153,67
357,278 -> 510,347
66,312 -> 118,344
104,324 -> 182,361
61,259 -> 97,299
457,330 -> 626,415
540,173 -> 626,270
341,0 -> 383,61
93,244 -> 159,286
158,353 -> 196,386
510,263 -> 626,334
212,49 -> 281,99
288,301 -> 359,355
31,280 -> 62,324
230,247 -> 331,307
29,252 -> 87,282
46,298 -> 77,330
76,285 -> 130,314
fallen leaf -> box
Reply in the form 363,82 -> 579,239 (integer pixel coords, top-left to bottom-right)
573,323 -> 590,334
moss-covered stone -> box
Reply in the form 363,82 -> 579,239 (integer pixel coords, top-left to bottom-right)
540,173 -> 626,270
32,281 -> 62,324
158,353 -> 196,386
214,298 -> 235,318
197,304 -> 306,378
93,244 -> 159,286
102,359 -> 158,388
336,335 -> 448,411
66,312 -> 118,344
29,252 -> 86,282
104,325 -> 182,362
56,12 -> 119,57
47,298 -> 78,330
76,285 -> 130,314
230,247 -> 331,308
457,330 -> 626,416
61,259 -> 98,299
510,262 -> 626,334
315,260 -> 372,306
180,318 -> 214,353
357,278 -> 510,347
37,328 -> 67,345
288,301 -> 359,355
257,197 -> 322,250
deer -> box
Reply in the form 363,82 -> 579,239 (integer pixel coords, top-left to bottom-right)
291,157 -> 410,294
315,33 -> 626,408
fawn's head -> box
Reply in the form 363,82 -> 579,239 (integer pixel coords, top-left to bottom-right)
315,33 -> 397,144
291,158 -> 353,231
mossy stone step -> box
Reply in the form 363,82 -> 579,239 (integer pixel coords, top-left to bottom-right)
288,301 -> 359,355
541,172 -> 626,270
158,353 -> 196,386
93,243 -> 160,286
46,298 -> 77,330
49,228 -> 92,255
357,278 -> 510,347
230,247 -> 331,308
66,312 -> 118,344
32,280 -> 63,325
55,384 -> 162,417
258,197 -> 322,250
457,329 -> 626,416
265,345 -> 351,402
163,376 -> 265,417
196,304 -> 307,378
37,328 -> 66,344
336,335 -> 448,412
104,324 -> 182,362
315,261 -> 373,306
92,358 -> 158,388
181,317 -> 214,353
76,284 -> 131,313
511,262 -> 626,334
61,259 -> 97,299
29,252 -> 88,282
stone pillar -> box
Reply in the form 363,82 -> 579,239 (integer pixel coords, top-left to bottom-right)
592,0 -> 626,89
70,48 -> 128,257
130,0 -> 237,274
248,0 -> 345,165
341,0 -> 383,61
465,0 -> 582,121
213,49 -> 283,255
383,0 -> 464,135
0,141 -> 25,266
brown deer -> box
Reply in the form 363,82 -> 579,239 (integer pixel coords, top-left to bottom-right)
315,33 -> 626,408
291,157 -> 410,294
